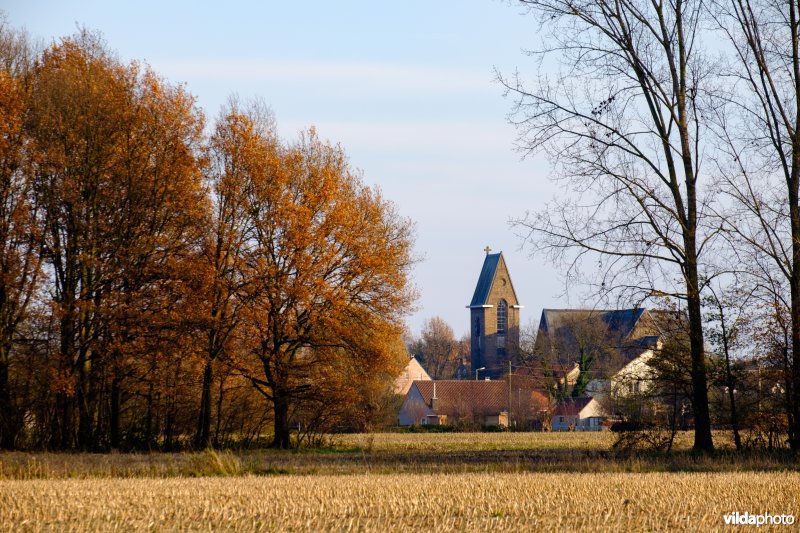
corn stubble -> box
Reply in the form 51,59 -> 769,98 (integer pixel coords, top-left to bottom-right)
2,472 -> 797,531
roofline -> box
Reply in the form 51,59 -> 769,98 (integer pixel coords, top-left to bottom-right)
466,304 -> 493,309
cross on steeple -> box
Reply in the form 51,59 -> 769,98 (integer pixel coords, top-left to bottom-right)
484,246 -> 492,255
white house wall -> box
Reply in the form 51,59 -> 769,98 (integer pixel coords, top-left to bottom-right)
611,349 -> 655,397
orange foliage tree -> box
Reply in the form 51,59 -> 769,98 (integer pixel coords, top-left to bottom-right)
0,65 -> 43,449
224,118 -> 415,448
27,31 -> 206,450
194,99 -> 273,449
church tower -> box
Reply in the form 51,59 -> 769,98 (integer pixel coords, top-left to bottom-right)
467,249 -> 522,378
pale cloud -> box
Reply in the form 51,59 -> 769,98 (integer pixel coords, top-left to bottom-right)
281,119 -> 516,155
153,58 -> 493,93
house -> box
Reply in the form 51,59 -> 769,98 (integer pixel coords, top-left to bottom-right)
393,356 -> 432,395
399,379 -> 552,428
531,307 -> 686,400
551,396 -> 605,431
399,380 -> 511,427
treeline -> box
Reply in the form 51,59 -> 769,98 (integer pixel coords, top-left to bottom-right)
0,22 -> 414,451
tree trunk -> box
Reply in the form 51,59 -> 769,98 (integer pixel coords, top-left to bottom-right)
721,337 -> 742,451
271,394 -> 291,449
0,357 -> 15,449
790,171 -> 800,450
145,380 -> 154,450
214,374 -> 224,447
195,361 -> 213,449
58,392 -> 73,450
109,374 -> 121,449
685,259 -> 714,452
77,356 -> 93,451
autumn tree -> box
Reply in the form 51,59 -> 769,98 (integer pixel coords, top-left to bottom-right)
27,31 -> 206,450
502,0 -> 717,451
0,33 -> 43,448
194,99 -> 274,449
232,121 -> 415,449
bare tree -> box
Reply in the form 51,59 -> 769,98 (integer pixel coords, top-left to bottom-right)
413,317 -> 460,379
710,0 -> 800,450
501,0 -> 717,451
703,282 -> 755,450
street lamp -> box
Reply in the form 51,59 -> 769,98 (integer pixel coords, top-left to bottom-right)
475,367 -> 485,381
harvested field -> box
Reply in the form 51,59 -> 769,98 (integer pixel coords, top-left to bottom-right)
333,430 -> 617,451
2,472 -> 798,531
0,432 -> 792,480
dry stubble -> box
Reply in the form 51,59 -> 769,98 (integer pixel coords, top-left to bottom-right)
2,471 -> 798,531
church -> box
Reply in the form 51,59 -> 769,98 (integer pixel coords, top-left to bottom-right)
397,248 -> 682,428
467,248 -> 522,379
465,248 -> 679,390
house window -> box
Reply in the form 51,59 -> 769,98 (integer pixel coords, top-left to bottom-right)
497,299 -> 507,335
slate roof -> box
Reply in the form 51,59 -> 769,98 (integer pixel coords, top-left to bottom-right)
649,310 -> 689,337
469,253 -> 502,306
540,308 -> 647,340
535,308 -> 684,375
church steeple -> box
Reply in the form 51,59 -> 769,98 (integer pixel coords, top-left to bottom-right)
467,250 -> 522,378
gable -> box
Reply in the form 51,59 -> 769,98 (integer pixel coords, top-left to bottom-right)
469,252 -> 520,307
393,357 -> 432,395
398,383 -> 434,425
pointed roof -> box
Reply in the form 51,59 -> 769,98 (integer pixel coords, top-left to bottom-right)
470,252 -> 502,306
469,252 -> 520,307
393,357 -> 432,395
553,396 -> 596,417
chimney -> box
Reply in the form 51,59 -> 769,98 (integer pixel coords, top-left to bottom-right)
430,382 -> 438,410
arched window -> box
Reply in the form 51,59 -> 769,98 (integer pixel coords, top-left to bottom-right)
497,299 -> 507,336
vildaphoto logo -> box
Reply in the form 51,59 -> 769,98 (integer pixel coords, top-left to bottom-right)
723,512 -> 795,527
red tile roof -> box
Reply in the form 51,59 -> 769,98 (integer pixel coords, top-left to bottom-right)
413,380 -> 507,416
412,380 -> 551,418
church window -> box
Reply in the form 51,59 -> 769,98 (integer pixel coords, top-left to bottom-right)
474,317 -> 481,338
497,299 -> 507,336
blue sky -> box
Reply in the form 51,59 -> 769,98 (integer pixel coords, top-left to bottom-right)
6,0 -> 570,336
